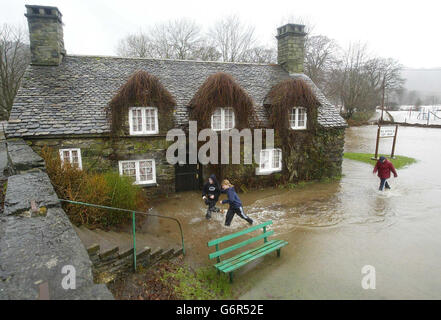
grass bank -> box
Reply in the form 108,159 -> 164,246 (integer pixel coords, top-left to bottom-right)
276,174 -> 343,190
344,152 -> 417,169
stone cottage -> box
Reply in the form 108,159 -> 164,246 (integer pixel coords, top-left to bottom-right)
7,5 -> 346,195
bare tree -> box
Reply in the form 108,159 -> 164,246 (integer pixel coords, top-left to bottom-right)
243,46 -> 277,64
149,19 -> 203,60
116,31 -> 155,58
334,43 -> 373,118
117,19 -> 219,61
0,24 -> 30,120
208,15 -> 256,62
304,35 -> 340,90
167,19 -> 203,60
378,58 -> 405,96
329,43 -> 404,119
148,23 -> 176,59
191,42 -> 221,61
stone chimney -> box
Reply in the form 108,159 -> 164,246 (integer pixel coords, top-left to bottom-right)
25,5 -> 65,66
276,24 -> 306,74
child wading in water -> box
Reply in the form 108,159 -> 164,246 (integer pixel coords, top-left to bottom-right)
202,174 -> 221,219
373,156 -> 398,191
219,179 -> 253,226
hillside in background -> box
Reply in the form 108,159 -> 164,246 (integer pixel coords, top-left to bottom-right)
402,68 -> 441,96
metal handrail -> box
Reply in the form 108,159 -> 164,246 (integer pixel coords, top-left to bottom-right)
59,199 -> 185,271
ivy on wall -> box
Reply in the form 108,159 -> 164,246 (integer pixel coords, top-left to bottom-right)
108,70 -> 176,136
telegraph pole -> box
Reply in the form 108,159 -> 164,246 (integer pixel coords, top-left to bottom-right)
380,76 -> 386,123
390,124 -> 398,159
373,77 -> 386,160
373,126 -> 380,160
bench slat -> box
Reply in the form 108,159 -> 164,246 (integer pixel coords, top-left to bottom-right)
220,241 -> 288,273
215,239 -> 284,269
208,230 -> 274,259
207,220 -> 273,247
215,240 -> 278,268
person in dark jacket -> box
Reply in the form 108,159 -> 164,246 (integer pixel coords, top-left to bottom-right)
373,156 -> 398,191
219,179 -> 253,226
202,174 -> 221,219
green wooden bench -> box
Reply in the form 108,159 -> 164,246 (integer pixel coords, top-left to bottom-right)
207,220 -> 288,282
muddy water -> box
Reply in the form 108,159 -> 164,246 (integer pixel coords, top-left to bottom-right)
143,126 -> 441,299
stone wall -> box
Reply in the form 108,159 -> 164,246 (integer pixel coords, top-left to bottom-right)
321,128 -> 346,177
87,244 -> 183,284
27,135 -> 175,195
0,139 -> 113,299
24,125 -> 344,195
113,136 -> 175,195
0,138 -> 185,299
29,136 -> 114,172
204,127 -> 345,189
279,127 -> 345,182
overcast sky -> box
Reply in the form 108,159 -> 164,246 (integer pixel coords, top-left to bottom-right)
1,0 -> 440,69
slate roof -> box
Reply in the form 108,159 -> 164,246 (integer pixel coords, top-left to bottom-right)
6,55 -> 346,138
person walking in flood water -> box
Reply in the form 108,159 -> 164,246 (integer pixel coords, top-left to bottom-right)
373,156 -> 398,191
202,174 -> 221,219
219,179 -> 253,226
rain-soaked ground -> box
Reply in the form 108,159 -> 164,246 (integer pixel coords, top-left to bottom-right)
79,125 -> 441,299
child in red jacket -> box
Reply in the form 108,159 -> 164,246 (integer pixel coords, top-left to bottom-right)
373,156 -> 398,191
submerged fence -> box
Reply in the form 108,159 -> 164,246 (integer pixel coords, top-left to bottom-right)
60,199 -> 185,272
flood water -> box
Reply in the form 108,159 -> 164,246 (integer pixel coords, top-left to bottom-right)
141,125 -> 441,299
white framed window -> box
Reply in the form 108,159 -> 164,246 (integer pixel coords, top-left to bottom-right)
59,148 -> 82,169
129,107 -> 159,135
259,148 -> 282,173
289,107 -> 307,130
118,159 -> 156,185
211,107 -> 235,131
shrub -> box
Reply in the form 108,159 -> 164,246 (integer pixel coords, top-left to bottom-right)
102,172 -> 148,226
41,146 -> 147,228
161,265 -> 232,300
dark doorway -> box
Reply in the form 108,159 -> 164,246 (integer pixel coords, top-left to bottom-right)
175,162 -> 202,192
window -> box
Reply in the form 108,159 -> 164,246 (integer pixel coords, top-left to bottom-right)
129,107 -> 159,135
259,149 -> 282,173
59,148 -> 82,169
118,159 -> 156,185
211,107 -> 235,131
289,107 -> 307,130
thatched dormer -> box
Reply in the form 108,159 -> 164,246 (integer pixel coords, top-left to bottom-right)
109,70 -> 176,135
266,78 -> 320,133
189,72 -> 256,130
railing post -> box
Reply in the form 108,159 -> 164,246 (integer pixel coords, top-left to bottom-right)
132,211 -> 137,272
58,199 -> 185,265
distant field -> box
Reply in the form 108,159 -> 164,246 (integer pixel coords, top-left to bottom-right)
343,152 -> 417,169
389,109 -> 441,125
